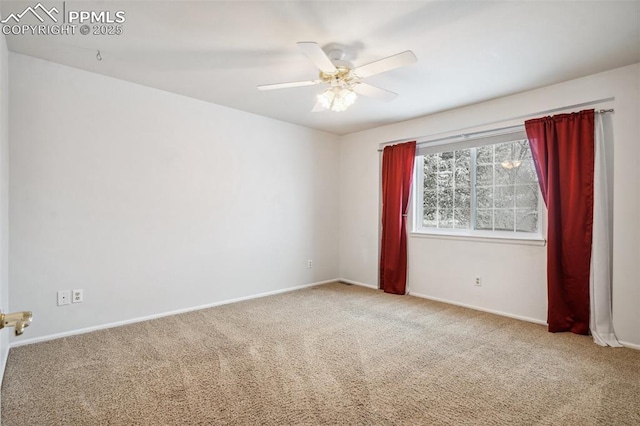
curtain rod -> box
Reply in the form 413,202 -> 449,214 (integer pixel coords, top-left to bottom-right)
383,124 -> 526,152
377,99 -> 615,152
376,109 -> 615,152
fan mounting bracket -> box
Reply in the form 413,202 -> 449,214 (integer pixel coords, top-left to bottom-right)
322,43 -> 356,61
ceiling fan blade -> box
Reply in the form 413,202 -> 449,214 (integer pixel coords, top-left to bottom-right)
353,82 -> 398,102
354,50 -> 417,79
297,42 -> 337,74
257,80 -> 322,91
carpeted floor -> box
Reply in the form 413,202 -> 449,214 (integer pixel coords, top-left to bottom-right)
2,282 -> 639,425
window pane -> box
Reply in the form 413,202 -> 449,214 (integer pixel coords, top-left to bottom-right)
424,154 -> 439,175
515,160 -> 537,184
440,188 -> 454,212
494,142 -> 514,162
454,185 -> 471,229
476,209 -> 493,230
440,151 -> 453,161
424,154 -> 439,192
438,209 -> 453,228
476,187 -> 493,209
477,145 -> 493,164
424,168 -> 437,188
495,165 -> 515,185
454,207 -> 471,229
423,190 -> 437,227
454,149 -> 471,187
516,209 -> 538,233
515,184 -> 538,209
476,165 -> 493,185
423,209 -> 437,228
494,209 -> 515,231
514,140 -> 531,161
494,186 -> 514,209
455,186 -> 471,206
423,189 -> 437,204
438,159 -> 454,187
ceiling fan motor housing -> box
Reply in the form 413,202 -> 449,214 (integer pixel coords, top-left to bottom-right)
320,67 -> 358,89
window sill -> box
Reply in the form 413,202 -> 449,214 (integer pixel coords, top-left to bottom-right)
409,231 -> 547,246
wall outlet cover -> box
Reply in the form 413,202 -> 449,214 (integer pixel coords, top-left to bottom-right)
72,289 -> 83,303
57,290 -> 71,306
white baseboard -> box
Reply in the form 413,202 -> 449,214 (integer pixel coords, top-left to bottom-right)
619,341 -> 640,351
408,292 -> 639,349
10,278 -> 339,348
339,278 -> 379,290
9,278 -> 635,352
408,291 -> 548,326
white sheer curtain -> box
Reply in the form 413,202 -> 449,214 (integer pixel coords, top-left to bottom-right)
589,113 -> 621,347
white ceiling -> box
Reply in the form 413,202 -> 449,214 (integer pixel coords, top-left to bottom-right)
3,1 -> 640,135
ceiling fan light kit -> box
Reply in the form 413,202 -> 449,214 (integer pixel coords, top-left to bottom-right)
318,87 -> 357,112
258,42 -> 417,112
316,66 -> 358,112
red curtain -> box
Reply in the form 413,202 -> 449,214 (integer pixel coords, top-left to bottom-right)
525,110 -> 595,335
380,141 -> 416,295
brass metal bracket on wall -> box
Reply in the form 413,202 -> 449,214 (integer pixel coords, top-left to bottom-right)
0,311 -> 32,336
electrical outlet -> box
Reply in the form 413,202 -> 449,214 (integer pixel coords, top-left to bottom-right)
57,290 -> 71,306
72,289 -> 83,303
475,276 -> 482,287
307,259 -> 313,269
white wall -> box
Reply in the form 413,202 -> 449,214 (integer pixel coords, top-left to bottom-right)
6,53 -> 639,348
339,64 -> 640,346
0,33 -> 9,379
9,53 -> 340,343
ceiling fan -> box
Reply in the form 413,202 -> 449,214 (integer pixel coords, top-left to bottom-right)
257,42 -> 417,112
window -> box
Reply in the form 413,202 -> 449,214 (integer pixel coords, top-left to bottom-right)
414,132 -> 542,238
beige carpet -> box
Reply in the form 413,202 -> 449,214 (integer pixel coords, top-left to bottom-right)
2,282 -> 639,425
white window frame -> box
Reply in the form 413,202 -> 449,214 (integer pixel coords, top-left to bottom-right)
411,135 -> 546,246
